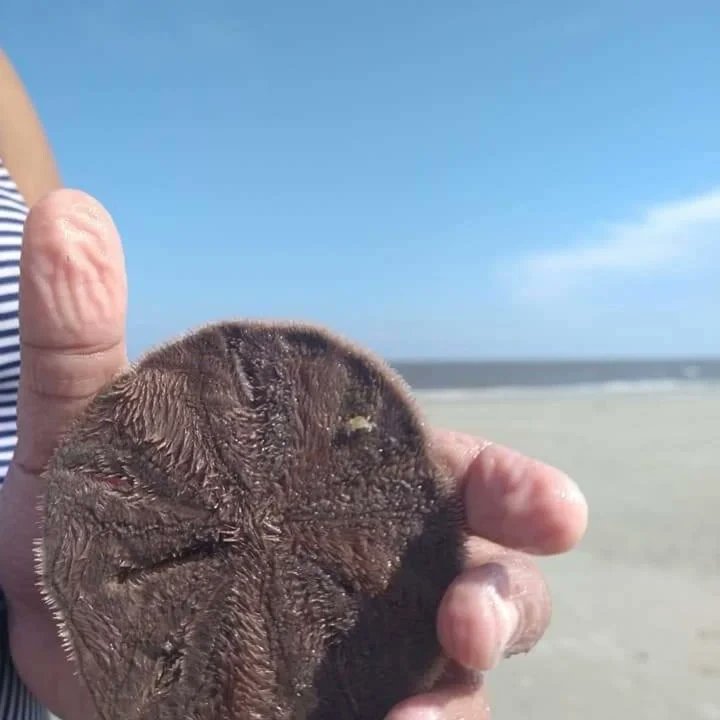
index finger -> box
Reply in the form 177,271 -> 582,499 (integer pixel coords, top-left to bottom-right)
430,429 -> 588,555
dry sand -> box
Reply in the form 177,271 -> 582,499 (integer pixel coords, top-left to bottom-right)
418,383 -> 720,720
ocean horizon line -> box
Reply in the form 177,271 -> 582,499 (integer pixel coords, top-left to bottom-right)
388,358 -> 720,392
388,355 -> 720,365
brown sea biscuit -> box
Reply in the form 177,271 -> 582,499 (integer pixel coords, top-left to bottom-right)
38,321 -> 467,720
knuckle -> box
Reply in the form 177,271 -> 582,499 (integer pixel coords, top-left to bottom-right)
20,341 -> 125,400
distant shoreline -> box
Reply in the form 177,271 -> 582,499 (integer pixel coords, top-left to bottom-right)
413,378 -> 720,401
390,358 -> 720,391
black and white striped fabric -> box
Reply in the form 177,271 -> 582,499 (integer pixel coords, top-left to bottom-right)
0,161 -> 22,479
0,158 -> 48,719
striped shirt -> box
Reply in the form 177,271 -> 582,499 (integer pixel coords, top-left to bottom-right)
0,157 -> 48,718
0,160 -> 22,480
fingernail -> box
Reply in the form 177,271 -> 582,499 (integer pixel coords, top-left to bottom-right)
487,585 -> 519,668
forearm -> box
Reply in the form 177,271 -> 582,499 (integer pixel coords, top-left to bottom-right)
0,50 -> 61,207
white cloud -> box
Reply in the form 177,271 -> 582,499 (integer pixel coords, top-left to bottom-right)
505,188 -> 720,300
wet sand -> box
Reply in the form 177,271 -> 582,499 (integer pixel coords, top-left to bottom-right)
418,384 -> 720,720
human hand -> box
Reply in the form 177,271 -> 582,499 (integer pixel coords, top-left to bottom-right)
386,429 -> 588,719
0,189 -> 587,720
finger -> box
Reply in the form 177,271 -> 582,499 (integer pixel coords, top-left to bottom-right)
437,538 -> 551,671
385,680 -> 489,720
0,189 -> 128,603
13,188 -> 128,473
431,429 -> 588,554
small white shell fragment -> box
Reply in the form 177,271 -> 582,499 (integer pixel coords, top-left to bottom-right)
346,415 -> 375,433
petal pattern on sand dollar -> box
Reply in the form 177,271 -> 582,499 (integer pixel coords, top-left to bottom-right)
40,321 -> 466,720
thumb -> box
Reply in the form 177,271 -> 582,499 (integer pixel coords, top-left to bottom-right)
13,188 -> 128,473
0,190 -> 127,718
0,188 -> 128,601
0,190 -> 129,718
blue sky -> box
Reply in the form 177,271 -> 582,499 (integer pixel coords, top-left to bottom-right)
5,2 -> 720,360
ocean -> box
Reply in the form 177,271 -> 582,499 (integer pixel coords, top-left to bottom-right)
390,358 -> 720,393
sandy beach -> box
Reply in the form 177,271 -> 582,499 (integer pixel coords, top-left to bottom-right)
47,383 -> 719,720
418,383 -> 720,720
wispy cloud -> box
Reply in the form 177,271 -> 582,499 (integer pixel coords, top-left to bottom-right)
503,188 -> 720,301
